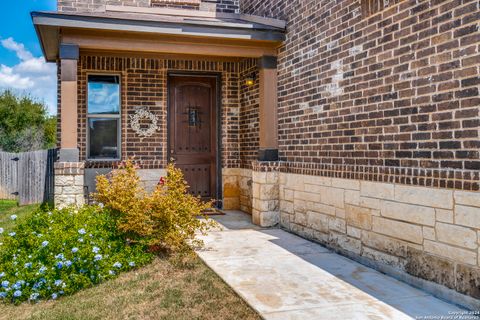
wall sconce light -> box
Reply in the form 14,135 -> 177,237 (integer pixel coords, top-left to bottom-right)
245,74 -> 256,86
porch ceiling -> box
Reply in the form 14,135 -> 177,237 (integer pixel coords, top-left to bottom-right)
32,9 -> 286,62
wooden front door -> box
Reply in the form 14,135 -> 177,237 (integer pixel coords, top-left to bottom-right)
168,75 -> 218,201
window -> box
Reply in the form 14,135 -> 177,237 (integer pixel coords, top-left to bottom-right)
87,75 -> 121,160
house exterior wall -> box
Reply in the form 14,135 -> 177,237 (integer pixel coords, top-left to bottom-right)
57,0 -> 239,12
57,53 -> 259,197
240,0 -> 480,302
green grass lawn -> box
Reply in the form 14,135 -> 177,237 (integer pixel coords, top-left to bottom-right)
0,201 -> 260,320
0,200 -> 40,232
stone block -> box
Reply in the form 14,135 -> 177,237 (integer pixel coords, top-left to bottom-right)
436,222 -> 477,249
259,184 -> 279,201
394,185 -> 453,209
456,264 -> 480,299
74,175 -> 84,186
295,191 -> 320,203
335,208 -> 346,219
405,247 -> 455,290
424,240 -> 477,266
284,174 -> 305,191
223,181 -> 240,198
347,226 -> 361,239
266,172 -> 279,184
381,200 -> 435,226
372,217 -> 423,244
223,197 -> 240,210
55,175 -> 74,186
293,198 -> 307,213
345,190 -> 360,205
362,247 -> 405,269
320,187 -> 345,209
280,200 -> 294,214
253,199 -> 278,212
455,205 -> 480,229
331,178 -> 360,190
423,226 -> 436,241
62,185 -> 84,195
360,181 -> 394,200
283,188 -> 294,201
328,217 -> 346,234
359,197 -> 382,210
454,191 -> 480,208
361,230 -> 408,258
346,205 -> 372,230
329,233 -> 361,255
306,202 -> 336,216
253,211 -> 279,228
306,211 -> 329,233
294,212 -> 307,226
252,171 -> 267,184
436,209 -> 454,223
303,175 -> 331,186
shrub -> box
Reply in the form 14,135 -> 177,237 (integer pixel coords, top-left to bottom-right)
94,161 -> 214,252
0,206 -> 153,304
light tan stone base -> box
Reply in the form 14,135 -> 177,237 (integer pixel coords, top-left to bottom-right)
278,172 -> 480,299
222,168 -> 253,213
54,162 -> 85,209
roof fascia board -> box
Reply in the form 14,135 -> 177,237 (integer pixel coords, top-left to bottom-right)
32,14 -> 285,41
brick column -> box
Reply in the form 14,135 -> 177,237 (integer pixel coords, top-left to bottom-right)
55,44 -> 84,208
54,162 -> 85,209
251,161 -> 280,227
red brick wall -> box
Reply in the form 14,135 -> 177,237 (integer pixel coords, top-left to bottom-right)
242,0 -> 480,191
75,55 -> 244,170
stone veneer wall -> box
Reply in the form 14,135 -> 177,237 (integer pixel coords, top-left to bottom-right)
54,162 -> 85,208
278,171 -> 480,302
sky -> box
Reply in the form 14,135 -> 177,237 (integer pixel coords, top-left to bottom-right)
0,0 -> 57,114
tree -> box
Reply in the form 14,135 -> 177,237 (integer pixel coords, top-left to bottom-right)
0,90 -> 56,152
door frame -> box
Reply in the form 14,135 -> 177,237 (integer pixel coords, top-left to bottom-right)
167,72 -> 223,208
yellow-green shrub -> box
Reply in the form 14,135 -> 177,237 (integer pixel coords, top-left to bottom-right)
93,160 -> 213,252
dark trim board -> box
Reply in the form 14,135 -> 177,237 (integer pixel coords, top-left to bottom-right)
167,72 -> 223,208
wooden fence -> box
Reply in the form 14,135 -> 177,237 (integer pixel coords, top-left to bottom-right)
0,149 -> 57,205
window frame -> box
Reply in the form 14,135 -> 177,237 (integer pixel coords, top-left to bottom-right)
86,73 -> 122,161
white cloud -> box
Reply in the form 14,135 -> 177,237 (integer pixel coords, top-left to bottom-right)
0,37 -> 56,114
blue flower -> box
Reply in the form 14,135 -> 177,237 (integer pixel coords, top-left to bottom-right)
0,228 -> 3,234
10,215 -> 17,221
13,290 -> 22,297
12,283 -> 21,290
78,238 -> 84,243
78,228 -> 86,235
129,262 -> 135,267
94,254 -> 102,261
9,232 -> 16,237
0,292 -> 6,298
65,260 -> 72,267
109,270 -> 115,275
56,262 -> 63,269
71,247 -> 79,253
92,247 -> 100,253
113,262 -> 122,268
0,272 -> 5,278
24,262 -> 32,268
1,281 -> 9,288
51,293 -> 58,300
39,266 -> 47,274
41,241 -> 49,247
54,280 -> 63,287
55,253 -> 65,260
59,290 -> 64,295
30,293 -> 40,300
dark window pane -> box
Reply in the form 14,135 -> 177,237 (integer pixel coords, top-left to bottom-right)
88,118 -> 119,159
88,75 -> 120,114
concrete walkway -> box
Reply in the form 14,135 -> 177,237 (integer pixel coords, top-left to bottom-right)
196,211 -> 467,320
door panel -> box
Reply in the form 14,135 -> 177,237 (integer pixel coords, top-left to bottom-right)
168,75 -> 217,201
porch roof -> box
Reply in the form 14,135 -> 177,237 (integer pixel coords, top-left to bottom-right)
32,8 -> 286,62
